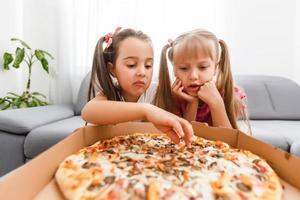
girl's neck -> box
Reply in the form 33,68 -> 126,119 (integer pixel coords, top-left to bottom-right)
122,92 -> 140,102
198,99 -> 204,107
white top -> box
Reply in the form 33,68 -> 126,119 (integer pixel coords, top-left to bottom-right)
136,82 -> 157,104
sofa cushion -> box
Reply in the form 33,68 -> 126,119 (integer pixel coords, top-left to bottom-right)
24,116 -> 85,158
239,120 -> 300,154
290,141 -> 300,157
0,104 -> 74,134
237,120 -> 290,151
74,72 -> 91,115
249,120 -> 300,146
235,75 -> 300,119
0,132 -> 25,176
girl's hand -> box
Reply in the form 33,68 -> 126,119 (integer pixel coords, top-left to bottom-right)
197,80 -> 223,108
143,104 -> 194,147
172,79 -> 197,103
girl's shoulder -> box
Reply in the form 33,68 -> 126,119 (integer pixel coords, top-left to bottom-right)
95,81 -> 104,96
233,85 -> 248,118
146,82 -> 158,95
137,82 -> 158,104
234,85 -> 246,100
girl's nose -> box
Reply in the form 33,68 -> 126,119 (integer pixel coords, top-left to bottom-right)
136,65 -> 146,77
188,69 -> 198,80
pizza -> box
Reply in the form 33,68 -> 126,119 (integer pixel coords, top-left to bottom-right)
55,133 -> 282,200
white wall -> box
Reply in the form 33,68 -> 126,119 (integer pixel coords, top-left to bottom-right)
293,0 -> 300,84
1,0 -> 300,102
216,0 -> 296,79
23,0 -> 63,104
0,0 -> 23,97
22,0 -> 58,101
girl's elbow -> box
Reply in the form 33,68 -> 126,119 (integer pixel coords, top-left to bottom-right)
81,105 -> 90,122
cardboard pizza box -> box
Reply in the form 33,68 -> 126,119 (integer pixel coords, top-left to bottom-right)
0,122 -> 300,199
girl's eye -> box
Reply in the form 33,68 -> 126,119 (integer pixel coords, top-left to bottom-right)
179,67 -> 188,71
145,65 -> 152,69
127,64 -> 136,68
199,66 -> 208,70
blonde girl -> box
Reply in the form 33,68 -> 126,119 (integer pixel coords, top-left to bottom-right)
154,29 -> 248,129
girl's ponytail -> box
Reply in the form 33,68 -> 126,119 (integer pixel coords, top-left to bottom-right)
88,37 -> 104,101
88,37 -> 122,101
218,39 -> 237,129
153,45 -> 175,113
219,39 -> 251,131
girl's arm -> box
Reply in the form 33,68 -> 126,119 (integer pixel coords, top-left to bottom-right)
82,95 -> 149,124
184,100 -> 199,122
198,81 -> 232,128
208,100 -> 232,128
172,79 -> 198,121
81,95 -> 194,147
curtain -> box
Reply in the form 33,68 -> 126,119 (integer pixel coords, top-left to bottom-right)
51,0 -> 221,104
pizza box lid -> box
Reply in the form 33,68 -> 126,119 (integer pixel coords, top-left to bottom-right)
0,122 -> 299,199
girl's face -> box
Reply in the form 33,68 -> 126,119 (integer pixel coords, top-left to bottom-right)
110,37 -> 154,102
173,51 -> 216,97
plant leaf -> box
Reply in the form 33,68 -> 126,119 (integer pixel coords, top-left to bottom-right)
11,100 -> 19,108
12,47 -> 25,68
19,102 -> 28,108
6,96 -> 16,100
32,99 -> 40,106
0,96 -> 12,103
32,92 -> 46,98
34,50 -> 45,60
35,49 -> 54,60
1,102 -> 12,110
11,38 -> 31,50
0,98 -> 5,105
32,95 -> 43,101
35,50 -> 49,73
38,50 -> 54,60
3,52 -> 14,70
7,92 -> 21,97
32,96 -> 48,105
41,58 -> 49,73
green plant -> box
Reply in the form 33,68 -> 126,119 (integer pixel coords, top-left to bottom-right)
0,38 -> 54,110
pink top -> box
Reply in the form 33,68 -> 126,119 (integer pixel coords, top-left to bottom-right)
177,87 -> 246,126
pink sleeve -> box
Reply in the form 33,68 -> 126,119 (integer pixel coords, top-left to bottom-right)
234,86 -> 247,118
234,86 -> 246,100
175,98 -> 185,117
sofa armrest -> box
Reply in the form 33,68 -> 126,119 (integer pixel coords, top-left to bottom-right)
0,104 -> 75,135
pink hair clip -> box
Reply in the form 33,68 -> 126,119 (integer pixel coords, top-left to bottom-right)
104,27 -> 122,49
167,38 -> 173,47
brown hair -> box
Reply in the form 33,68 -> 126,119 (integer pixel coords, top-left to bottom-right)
88,28 -> 152,101
154,29 -> 248,129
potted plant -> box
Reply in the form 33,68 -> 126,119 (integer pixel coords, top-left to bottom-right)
0,38 -> 54,110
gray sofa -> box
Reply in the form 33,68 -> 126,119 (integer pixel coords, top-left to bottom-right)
236,75 -> 300,154
0,73 -> 90,176
0,73 -> 300,177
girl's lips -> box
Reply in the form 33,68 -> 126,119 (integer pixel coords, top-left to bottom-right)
133,81 -> 146,87
186,85 -> 200,92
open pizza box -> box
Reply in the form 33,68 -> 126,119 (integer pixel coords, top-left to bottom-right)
0,122 -> 300,199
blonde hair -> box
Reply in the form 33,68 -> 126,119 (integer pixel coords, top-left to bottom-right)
153,29 -> 248,129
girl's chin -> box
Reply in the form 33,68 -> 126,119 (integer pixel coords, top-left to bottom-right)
134,90 -> 146,97
184,90 -> 198,97
189,93 -> 198,97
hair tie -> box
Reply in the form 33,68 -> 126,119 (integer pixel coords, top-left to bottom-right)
104,27 -> 122,49
167,38 -> 173,47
